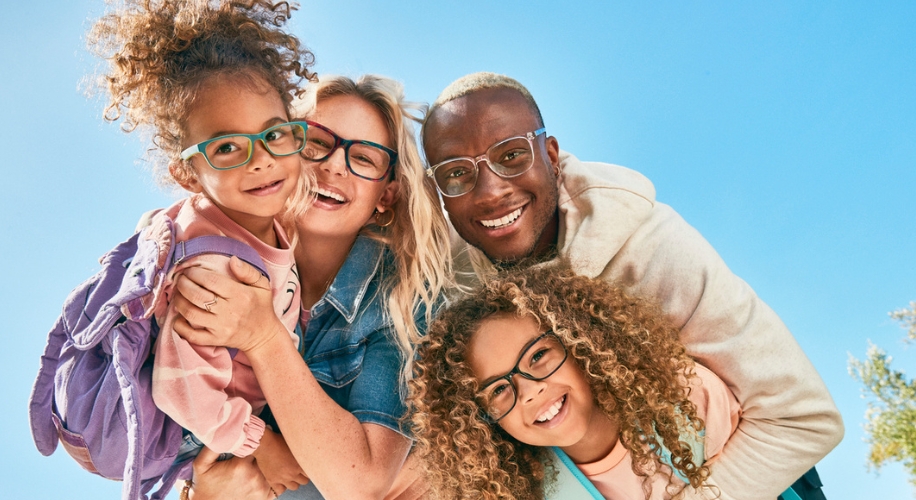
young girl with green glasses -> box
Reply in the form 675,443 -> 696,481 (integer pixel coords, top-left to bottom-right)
88,0 -> 314,491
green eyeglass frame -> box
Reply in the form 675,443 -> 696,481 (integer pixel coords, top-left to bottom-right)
180,121 -> 308,170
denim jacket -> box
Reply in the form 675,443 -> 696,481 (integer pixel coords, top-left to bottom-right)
299,234 -> 408,435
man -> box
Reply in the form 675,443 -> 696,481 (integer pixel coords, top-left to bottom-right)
422,72 -> 841,500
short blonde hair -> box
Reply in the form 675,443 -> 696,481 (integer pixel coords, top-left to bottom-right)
424,72 -> 544,135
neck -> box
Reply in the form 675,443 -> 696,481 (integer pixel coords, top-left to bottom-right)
531,207 -> 560,260
295,232 -> 358,309
242,219 -> 279,248
560,407 -> 620,464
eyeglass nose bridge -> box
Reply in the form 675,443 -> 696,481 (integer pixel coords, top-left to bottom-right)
244,136 -> 276,167
512,370 -> 549,402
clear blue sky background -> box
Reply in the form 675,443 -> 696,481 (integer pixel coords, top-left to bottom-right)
2,1 -> 914,498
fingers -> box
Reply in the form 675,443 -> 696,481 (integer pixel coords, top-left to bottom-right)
171,313 -> 219,347
192,446 -> 221,476
176,267 -> 233,300
170,293 -> 218,341
172,273 -> 222,323
229,256 -> 270,290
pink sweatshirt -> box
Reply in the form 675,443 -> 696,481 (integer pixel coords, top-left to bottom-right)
576,364 -> 741,500
149,194 -> 300,457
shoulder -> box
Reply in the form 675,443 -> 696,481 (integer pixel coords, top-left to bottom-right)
557,150 -> 656,206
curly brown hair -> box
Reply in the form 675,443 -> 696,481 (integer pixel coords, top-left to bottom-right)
409,265 -> 712,499
87,0 -> 316,186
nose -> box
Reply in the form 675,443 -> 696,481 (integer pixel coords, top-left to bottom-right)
319,146 -> 349,177
515,376 -> 547,405
471,158 -> 513,203
247,139 -> 275,171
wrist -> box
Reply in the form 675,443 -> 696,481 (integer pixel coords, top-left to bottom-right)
244,319 -> 292,359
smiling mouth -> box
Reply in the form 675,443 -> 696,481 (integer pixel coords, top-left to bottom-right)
536,395 -> 566,423
314,187 -> 346,204
247,179 -> 282,193
480,207 -> 522,228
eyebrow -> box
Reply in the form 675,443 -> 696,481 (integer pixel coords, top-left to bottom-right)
206,117 -> 288,140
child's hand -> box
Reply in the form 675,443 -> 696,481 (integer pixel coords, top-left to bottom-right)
252,428 -> 310,496
189,446 -> 272,500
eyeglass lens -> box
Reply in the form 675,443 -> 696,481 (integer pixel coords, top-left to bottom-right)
204,123 -> 306,170
433,136 -> 535,197
478,334 -> 566,421
302,126 -> 393,180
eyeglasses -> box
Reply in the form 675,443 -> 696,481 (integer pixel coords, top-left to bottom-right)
426,128 -> 546,197
476,330 -> 568,423
301,120 -> 398,182
180,121 -> 308,170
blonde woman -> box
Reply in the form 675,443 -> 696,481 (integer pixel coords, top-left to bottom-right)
170,75 -> 450,499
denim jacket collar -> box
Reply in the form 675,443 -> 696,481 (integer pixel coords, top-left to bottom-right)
321,234 -> 385,324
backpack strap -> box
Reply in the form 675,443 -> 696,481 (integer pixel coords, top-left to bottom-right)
548,447 -> 604,499
172,235 -> 270,279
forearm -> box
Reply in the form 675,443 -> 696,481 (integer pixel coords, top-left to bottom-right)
692,318 -> 843,499
245,328 -> 408,499
622,206 -> 843,498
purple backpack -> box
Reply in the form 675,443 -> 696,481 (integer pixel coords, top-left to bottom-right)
28,212 -> 268,500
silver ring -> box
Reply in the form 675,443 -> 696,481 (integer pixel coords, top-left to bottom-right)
203,297 -> 218,313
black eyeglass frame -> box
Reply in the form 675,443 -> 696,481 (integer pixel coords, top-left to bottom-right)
302,120 -> 398,182
476,329 -> 568,423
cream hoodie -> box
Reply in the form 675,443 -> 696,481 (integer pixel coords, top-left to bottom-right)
451,151 -> 843,500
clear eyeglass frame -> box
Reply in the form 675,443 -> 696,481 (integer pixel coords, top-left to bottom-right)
426,127 -> 547,197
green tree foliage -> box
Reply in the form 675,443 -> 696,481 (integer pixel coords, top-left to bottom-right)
849,302 -> 916,489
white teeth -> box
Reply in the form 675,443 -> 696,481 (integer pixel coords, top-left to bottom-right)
480,207 -> 522,228
315,187 -> 345,202
536,397 -> 565,423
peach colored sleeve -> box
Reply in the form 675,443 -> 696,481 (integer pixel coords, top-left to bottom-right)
151,253 -> 265,457
691,363 -> 742,462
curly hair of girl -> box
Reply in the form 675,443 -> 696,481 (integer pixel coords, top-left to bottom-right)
409,265 -> 712,499
87,0 -> 316,187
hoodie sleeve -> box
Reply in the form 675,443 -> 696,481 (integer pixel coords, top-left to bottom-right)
606,203 -> 843,500
555,153 -> 842,500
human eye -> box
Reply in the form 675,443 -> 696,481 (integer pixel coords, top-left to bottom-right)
264,127 -> 288,143
442,165 -> 470,179
303,134 -> 332,159
209,137 -> 245,156
497,147 -> 531,166
352,152 -> 379,168
489,381 -> 511,398
529,347 -> 550,365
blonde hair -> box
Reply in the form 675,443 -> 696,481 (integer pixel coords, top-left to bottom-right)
423,71 -> 544,142
293,74 -> 452,369
87,0 -> 316,234
410,265 -> 711,499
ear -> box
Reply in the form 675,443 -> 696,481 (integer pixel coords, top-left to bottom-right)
169,161 -> 203,193
544,135 -> 560,177
375,180 -> 400,212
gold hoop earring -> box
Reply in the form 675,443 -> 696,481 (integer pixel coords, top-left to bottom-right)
375,208 -> 395,227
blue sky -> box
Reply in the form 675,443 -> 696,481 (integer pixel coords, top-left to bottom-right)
2,1 -> 914,498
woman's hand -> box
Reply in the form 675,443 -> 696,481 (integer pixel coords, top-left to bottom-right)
252,429 -> 310,495
189,447 -> 273,500
171,256 -> 287,353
